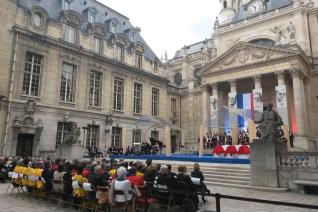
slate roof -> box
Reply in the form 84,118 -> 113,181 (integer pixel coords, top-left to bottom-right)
17,0 -> 159,61
173,39 -> 211,59
231,0 -> 293,23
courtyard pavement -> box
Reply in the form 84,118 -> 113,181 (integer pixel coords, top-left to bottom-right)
0,183 -> 317,212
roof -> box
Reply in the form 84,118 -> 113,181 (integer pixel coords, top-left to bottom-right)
173,39 -> 212,59
17,0 -> 158,61
231,0 -> 293,23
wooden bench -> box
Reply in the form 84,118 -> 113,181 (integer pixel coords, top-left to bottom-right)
294,180 -> 318,194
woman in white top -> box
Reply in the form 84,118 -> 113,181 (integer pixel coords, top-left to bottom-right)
52,163 -> 65,193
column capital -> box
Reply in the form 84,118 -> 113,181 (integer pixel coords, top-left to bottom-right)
275,71 -> 286,85
290,69 -> 303,78
252,74 -> 262,80
200,84 -> 209,92
211,83 -> 218,90
274,71 -> 285,78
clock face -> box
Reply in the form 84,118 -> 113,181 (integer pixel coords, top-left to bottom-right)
247,0 -> 264,15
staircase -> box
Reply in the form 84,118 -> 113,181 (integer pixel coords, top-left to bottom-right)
171,163 -> 287,192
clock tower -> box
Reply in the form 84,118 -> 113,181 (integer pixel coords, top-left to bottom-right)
219,0 -> 237,24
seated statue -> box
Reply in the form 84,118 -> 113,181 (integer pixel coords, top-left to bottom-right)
255,103 -> 283,140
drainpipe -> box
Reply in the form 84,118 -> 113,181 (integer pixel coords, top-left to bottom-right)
2,32 -> 19,156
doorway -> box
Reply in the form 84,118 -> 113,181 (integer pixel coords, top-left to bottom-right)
16,133 -> 34,157
171,135 -> 177,153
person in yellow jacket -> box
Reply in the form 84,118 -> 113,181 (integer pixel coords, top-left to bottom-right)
72,166 -> 88,198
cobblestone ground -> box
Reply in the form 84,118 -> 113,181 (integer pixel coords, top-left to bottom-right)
0,183 -> 317,212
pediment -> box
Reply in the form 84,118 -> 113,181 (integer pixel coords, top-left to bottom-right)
202,42 -> 301,75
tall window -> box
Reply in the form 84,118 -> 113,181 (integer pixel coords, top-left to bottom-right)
93,37 -> 101,53
152,88 -> 159,116
111,127 -> 122,147
22,52 -> 42,96
64,25 -> 76,44
88,11 -> 95,23
56,122 -> 71,144
135,52 -> 143,68
171,98 -> 176,114
117,45 -> 125,61
154,60 -> 158,72
151,130 -> 159,141
132,130 -> 141,145
62,0 -> 70,10
86,125 -> 99,147
60,63 -> 75,102
113,78 -> 124,111
89,71 -> 102,107
110,24 -> 116,34
133,83 -> 143,114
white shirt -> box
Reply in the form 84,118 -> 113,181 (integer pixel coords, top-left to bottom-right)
114,180 -> 132,202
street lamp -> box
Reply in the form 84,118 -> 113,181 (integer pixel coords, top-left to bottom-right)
82,126 -> 88,147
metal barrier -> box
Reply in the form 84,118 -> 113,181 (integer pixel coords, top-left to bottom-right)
144,186 -> 318,212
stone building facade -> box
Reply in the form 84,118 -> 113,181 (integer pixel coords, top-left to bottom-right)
0,0 -> 180,158
167,0 -> 318,151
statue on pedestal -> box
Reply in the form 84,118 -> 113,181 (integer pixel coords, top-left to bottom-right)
255,103 -> 283,140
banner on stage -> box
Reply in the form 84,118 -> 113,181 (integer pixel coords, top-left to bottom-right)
252,88 -> 263,111
210,96 -> 218,113
276,85 -> 287,109
228,92 -> 237,108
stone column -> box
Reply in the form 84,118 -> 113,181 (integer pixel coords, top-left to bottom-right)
165,126 -> 171,156
210,83 -> 218,131
122,128 -> 127,153
291,70 -> 309,150
228,80 -> 237,130
201,85 -> 209,125
252,75 -> 263,132
275,71 -> 289,125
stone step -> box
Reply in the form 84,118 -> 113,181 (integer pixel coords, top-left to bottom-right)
205,178 -> 249,185
203,171 -> 250,178
206,182 -> 289,193
171,165 -> 250,171
172,168 -> 250,175
203,174 -> 249,182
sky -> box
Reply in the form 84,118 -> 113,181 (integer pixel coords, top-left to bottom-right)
98,0 -> 220,59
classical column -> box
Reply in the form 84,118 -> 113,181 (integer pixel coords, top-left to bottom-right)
275,71 -> 289,125
291,70 -> 306,136
228,80 -> 238,130
122,128 -> 127,153
201,85 -> 209,125
165,126 -> 171,156
210,83 -> 219,131
252,75 -> 263,112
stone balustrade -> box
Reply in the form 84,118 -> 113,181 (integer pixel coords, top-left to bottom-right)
279,152 -> 318,169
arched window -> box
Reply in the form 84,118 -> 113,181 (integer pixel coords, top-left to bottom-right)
223,1 -> 228,9
250,39 -> 275,47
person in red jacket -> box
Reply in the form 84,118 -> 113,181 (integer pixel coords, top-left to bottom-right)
127,167 -> 144,187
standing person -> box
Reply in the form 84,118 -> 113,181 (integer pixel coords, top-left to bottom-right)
42,162 -> 53,192
289,132 -> 294,148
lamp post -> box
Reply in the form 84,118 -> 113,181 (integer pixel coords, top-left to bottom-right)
82,126 -> 88,148
104,112 -> 113,154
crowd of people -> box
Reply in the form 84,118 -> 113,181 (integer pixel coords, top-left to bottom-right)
0,156 -> 210,211
201,130 -> 250,149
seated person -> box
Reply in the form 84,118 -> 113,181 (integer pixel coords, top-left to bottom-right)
52,163 -> 65,193
127,167 -> 144,187
191,163 -> 210,203
89,165 -> 108,203
109,167 -> 134,212
176,165 -> 199,210
157,165 -> 178,205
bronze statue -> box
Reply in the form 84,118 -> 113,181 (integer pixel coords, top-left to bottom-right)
255,103 -> 283,140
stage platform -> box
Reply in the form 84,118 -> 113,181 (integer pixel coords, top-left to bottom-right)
110,154 -> 250,164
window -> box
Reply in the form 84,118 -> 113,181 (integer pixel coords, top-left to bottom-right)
60,63 -> 75,102
223,1 -> 227,9
111,127 -> 122,147
88,11 -> 95,23
171,98 -> 176,114
89,71 -> 102,107
151,130 -> 159,141
110,24 -> 116,34
113,78 -> 124,111
64,25 -> 76,44
86,125 -> 99,147
154,60 -> 158,72
22,52 -> 42,96
133,83 -> 143,114
135,52 -> 142,68
62,0 -> 70,10
33,12 -> 43,28
56,122 -> 71,144
132,130 -> 141,145
152,88 -> 159,116
117,44 -> 125,61
93,37 -> 101,53
129,33 -> 135,42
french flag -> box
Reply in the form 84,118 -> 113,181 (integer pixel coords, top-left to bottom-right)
237,93 -> 254,129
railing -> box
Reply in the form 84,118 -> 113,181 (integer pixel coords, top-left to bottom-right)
144,187 -> 318,212
279,152 -> 318,169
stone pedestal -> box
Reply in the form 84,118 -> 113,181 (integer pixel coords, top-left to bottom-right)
250,139 -> 287,188
57,144 -> 85,160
